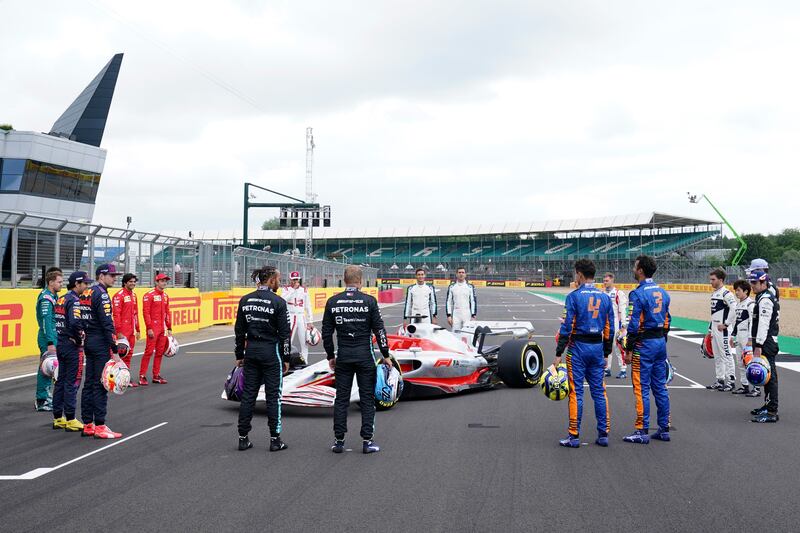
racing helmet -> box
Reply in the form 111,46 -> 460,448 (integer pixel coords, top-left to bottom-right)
665,358 -> 675,385
306,326 -> 321,346
117,335 -> 130,357
616,335 -> 627,356
224,366 -> 245,401
40,352 -> 59,380
700,333 -> 714,359
164,335 -> 180,358
746,357 -> 771,387
375,362 -> 403,409
101,360 -> 131,395
540,363 -> 569,401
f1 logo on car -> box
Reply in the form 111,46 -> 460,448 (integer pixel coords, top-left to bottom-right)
434,358 -> 453,367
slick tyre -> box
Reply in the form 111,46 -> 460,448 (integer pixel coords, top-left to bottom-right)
497,339 -> 543,388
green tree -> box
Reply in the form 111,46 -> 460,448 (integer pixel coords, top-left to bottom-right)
0,124 -> 13,131
261,217 -> 281,230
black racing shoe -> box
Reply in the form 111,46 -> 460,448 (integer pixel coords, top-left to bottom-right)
362,440 -> 381,454
750,404 -> 769,416
731,386 -> 749,395
721,382 -> 735,392
706,380 -> 724,390
331,439 -> 345,454
752,413 -> 779,423
269,437 -> 288,452
238,435 -> 252,451
745,387 -> 761,398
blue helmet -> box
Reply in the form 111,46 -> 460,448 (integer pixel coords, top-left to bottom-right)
665,359 -> 675,385
746,357 -> 771,386
224,366 -> 245,401
375,362 -> 403,409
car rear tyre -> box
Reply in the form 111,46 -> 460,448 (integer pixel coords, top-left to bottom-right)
497,339 -> 543,388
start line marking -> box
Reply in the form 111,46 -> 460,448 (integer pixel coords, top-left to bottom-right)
0,422 -> 168,481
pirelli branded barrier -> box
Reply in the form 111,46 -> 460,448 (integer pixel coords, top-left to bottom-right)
0,286 -> 379,362
378,279 -> 558,288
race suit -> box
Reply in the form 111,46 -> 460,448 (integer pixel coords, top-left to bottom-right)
731,297 -> 755,387
140,288 -> 172,379
710,286 -> 738,384
626,278 -> 671,432
282,284 -> 314,361
36,288 -> 59,407
404,283 -> 437,323
604,287 -> 628,372
556,283 -> 614,439
752,290 -> 780,414
235,287 -> 291,438
52,291 -> 84,421
80,283 -> 118,426
112,287 -> 140,369
322,287 -> 390,440
446,281 -> 477,331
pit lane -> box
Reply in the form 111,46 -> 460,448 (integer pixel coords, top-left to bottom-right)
1,288 -> 799,531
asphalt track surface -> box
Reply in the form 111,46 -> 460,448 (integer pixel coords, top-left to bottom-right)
2,288 -> 800,532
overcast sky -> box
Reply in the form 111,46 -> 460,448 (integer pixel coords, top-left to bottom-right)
3,1 -> 799,236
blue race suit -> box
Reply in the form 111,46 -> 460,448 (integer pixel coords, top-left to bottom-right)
80,283 -> 118,426
52,291 -> 85,421
556,282 -> 614,438
625,278 -> 671,432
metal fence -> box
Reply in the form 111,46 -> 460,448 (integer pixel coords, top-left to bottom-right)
232,247 -> 378,288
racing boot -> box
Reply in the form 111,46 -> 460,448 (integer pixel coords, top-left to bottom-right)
751,404 -> 769,416
64,419 -> 84,432
331,439 -> 345,454
745,387 -> 761,398
732,385 -> 750,395
752,412 -> 779,423
238,435 -> 252,451
128,380 -> 139,389
363,440 -> 381,454
269,436 -> 288,452
616,370 -> 627,379
36,398 -> 53,411
595,435 -> 609,447
52,416 -> 67,430
706,379 -> 724,390
623,430 -> 650,444
604,368 -> 612,377
138,375 -> 149,386
651,428 -> 671,442
559,435 -> 580,448
82,422 -> 95,437
93,425 -> 122,439
720,381 -> 734,392
152,375 -> 168,384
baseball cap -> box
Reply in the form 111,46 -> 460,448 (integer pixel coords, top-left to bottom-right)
154,273 -> 171,281
68,271 -> 88,285
289,271 -> 301,280
749,258 -> 769,271
747,270 -> 769,283
96,263 -> 121,276
122,273 -> 138,283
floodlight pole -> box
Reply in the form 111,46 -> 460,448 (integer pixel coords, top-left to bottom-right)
688,193 -> 747,266
242,182 -> 319,247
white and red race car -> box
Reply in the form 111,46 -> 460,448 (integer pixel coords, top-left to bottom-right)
221,321 -> 544,408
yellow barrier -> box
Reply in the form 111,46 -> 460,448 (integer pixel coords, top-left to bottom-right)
0,286 -> 380,362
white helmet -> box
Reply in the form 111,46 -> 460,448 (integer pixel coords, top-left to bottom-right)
164,335 -> 180,357
101,360 -> 131,395
40,352 -> 59,380
306,326 -> 321,346
117,335 -> 130,357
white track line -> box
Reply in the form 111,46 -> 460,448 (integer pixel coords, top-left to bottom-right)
0,422 -> 168,481
673,372 -> 704,388
0,335 -> 236,385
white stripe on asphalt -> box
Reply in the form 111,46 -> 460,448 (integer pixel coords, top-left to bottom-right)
0,422 -> 168,481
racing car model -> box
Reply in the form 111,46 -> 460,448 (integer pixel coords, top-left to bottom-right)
221,320 -> 544,408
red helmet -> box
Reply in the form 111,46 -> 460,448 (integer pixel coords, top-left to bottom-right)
289,271 -> 301,280
700,332 -> 714,359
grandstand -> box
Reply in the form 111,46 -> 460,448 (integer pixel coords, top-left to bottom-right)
224,212 -> 722,282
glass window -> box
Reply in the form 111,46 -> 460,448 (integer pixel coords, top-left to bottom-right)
0,173 -> 22,191
2,159 -> 26,175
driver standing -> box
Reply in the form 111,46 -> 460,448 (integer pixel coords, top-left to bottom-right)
446,267 -> 477,331
404,268 -> 437,326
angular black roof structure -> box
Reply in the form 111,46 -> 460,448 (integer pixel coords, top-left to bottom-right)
49,53 -> 123,147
